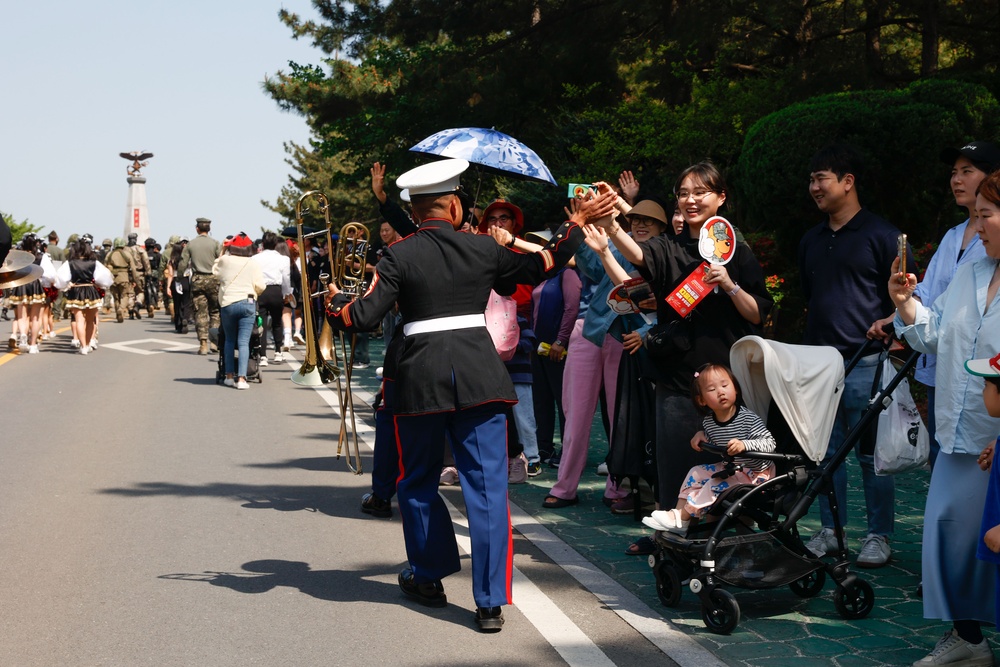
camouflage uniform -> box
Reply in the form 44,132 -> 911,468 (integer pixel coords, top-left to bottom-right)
145,240 -> 162,316
126,234 -> 152,319
180,220 -> 221,354
105,241 -> 137,323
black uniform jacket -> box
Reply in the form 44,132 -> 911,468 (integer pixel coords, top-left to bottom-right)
327,218 -> 582,415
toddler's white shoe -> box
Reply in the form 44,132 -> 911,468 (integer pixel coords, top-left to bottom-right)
642,509 -> 690,534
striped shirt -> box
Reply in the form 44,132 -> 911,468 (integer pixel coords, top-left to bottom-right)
703,405 -> 776,472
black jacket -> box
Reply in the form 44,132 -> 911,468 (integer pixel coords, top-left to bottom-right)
327,218 -> 582,415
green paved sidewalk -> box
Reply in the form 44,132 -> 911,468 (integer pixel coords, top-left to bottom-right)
350,338 -> 958,666
507,427 -> 940,667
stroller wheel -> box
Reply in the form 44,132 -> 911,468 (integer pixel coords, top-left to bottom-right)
654,562 -> 682,607
701,589 -> 740,635
789,568 -> 826,598
834,579 -> 874,619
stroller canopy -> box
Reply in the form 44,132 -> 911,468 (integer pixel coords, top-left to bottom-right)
729,336 -> 845,463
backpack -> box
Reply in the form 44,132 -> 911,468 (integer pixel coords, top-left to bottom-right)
485,290 -> 519,361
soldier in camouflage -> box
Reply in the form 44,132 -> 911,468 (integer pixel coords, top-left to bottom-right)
179,217 -> 221,355
104,238 -> 137,323
143,237 -> 161,317
126,233 -> 152,319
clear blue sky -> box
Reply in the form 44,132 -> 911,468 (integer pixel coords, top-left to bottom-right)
1,1 -> 323,246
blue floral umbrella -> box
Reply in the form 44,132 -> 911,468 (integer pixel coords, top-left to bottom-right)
409,127 -> 557,186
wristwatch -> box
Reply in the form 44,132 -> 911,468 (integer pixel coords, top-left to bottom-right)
553,339 -> 564,347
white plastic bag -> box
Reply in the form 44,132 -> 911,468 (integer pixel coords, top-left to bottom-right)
874,358 -> 929,475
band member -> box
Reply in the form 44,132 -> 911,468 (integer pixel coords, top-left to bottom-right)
325,158 -> 614,632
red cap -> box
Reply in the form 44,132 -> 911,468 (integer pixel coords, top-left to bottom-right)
230,233 -> 253,248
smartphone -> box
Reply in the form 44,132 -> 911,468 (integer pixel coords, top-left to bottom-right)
897,233 -> 907,283
567,183 -> 597,199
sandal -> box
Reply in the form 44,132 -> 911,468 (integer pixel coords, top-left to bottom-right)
625,536 -> 657,556
542,495 -> 579,509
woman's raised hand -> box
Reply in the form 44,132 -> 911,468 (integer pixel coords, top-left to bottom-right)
618,171 -> 639,204
888,255 -> 918,307
581,224 -> 609,253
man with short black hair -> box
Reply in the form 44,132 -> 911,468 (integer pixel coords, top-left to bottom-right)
799,143 -> 912,568
180,217 -> 221,354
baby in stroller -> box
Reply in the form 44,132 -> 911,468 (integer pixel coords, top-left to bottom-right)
643,362 -> 776,535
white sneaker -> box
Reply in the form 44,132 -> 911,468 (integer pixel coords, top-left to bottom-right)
19,334 -> 27,347
79,345 -> 89,355
236,379 -> 250,390
89,341 -> 98,351
596,461 -> 609,476
259,357 -> 268,367
71,339 -> 81,348
223,378 -> 236,388
913,629 -> 994,666
293,331 -> 306,346
508,454 -> 528,484
274,352 -> 284,363
643,509 -> 689,534
856,533 -> 891,568
282,336 -> 292,351
27,345 -> 39,354
805,527 -> 841,558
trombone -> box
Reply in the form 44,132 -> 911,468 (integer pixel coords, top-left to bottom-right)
288,191 -> 363,475
332,221 -> 371,475
289,191 -> 340,387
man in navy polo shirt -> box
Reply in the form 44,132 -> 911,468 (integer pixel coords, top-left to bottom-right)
799,143 -> 910,568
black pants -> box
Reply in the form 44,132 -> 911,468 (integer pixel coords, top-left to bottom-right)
257,285 -> 284,354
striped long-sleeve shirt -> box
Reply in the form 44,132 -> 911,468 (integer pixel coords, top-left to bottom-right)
703,405 -> 776,472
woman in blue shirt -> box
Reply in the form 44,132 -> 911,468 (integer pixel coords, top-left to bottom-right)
892,169 -> 1000,665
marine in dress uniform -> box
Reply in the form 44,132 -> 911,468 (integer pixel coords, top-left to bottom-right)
325,159 -> 615,632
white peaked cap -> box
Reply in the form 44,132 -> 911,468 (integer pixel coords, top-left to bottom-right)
396,159 -> 470,197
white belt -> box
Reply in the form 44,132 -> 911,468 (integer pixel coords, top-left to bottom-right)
403,314 -> 487,336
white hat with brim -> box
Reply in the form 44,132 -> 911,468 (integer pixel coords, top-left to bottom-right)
396,158 -> 470,198
400,189 -> 411,203
965,355 -> 1000,377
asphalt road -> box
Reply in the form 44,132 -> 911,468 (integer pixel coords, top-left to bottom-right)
0,313 -> 712,667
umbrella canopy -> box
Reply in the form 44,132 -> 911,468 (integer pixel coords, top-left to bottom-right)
410,127 -> 557,186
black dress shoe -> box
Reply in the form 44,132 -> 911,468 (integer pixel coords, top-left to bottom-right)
475,606 -> 504,632
398,569 -> 447,608
360,492 -> 392,518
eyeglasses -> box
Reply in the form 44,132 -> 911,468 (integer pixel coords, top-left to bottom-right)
486,214 -> 513,223
629,216 -> 659,227
676,189 -> 714,201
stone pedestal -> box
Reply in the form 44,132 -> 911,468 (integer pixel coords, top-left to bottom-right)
123,176 -> 151,246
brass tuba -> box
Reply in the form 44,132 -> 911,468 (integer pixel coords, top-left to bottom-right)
289,190 -> 341,387
331,221 -> 371,475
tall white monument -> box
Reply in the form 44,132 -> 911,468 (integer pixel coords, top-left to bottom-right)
119,151 -> 153,246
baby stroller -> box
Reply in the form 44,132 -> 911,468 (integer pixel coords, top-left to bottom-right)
210,312 -> 264,385
648,335 -> 920,634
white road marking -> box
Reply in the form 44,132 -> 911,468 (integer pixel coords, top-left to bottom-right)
102,338 -> 200,355
292,351 -> 723,667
